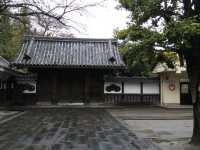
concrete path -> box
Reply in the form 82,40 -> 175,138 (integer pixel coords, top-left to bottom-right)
108,107 -> 200,150
108,107 -> 193,120
0,108 -> 159,150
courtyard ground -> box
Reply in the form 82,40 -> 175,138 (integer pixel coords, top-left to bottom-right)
108,107 -> 200,150
0,108 -> 159,150
0,110 -> 24,123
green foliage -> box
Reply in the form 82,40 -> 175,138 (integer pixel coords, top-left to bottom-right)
120,44 -> 158,76
119,0 -> 162,24
0,10 -> 12,60
114,23 -> 166,76
156,51 -> 178,68
0,9 -> 28,61
165,16 -> 200,49
116,0 -> 200,76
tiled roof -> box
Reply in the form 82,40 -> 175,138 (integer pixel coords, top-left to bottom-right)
0,56 -> 9,68
0,56 -> 23,78
13,36 -> 125,69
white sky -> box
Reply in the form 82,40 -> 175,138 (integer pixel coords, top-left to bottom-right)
71,0 -> 130,38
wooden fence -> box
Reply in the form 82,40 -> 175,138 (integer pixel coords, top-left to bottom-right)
104,94 -> 160,105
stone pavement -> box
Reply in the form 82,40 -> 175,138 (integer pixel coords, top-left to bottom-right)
0,111 -> 20,122
0,108 -> 159,150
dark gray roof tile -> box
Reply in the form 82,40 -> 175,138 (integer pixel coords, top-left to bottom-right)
13,36 -> 125,69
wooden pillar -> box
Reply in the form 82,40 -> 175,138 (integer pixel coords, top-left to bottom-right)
122,82 -> 124,102
158,77 -> 161,105
140,81 -> 143,104
51,71 -> 57,104
5,81 -> 10,104
84,71 -> 90,104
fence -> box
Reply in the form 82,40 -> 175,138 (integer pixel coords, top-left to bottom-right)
104,77 -> 160,105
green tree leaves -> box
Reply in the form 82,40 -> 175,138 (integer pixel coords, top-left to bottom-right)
0,8 -> 27,60
116,0 -> 200,76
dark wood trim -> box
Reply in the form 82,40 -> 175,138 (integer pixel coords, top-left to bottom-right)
104,93 -> 160,105
51,71 -> 57,104
180,82 -> 192,105
104,76 -> 159,82
84,71 -> 90,104
122,82 -> 124,94
122,82 -> 124,101
13,64 -> 126,70
140,82 -> 143,103
159,75 -> 161,105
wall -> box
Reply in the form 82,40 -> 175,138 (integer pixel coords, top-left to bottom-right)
160,72 -> 180,104
104,78 -> 160,105
104,80 -> 159,94
143,81 -> 160,94
124,81 -> 141,94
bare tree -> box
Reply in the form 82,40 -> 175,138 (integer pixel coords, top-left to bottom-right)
0,0 -> 104,36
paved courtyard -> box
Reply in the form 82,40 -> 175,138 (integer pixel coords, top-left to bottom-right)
0,108 -> 159,150
108,107 -> 200,150
0,111 -> 20,122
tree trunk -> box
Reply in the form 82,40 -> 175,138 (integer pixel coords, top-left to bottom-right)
186,60 -> 200,145
192,100 -> 200,145
190,73 -> 200,145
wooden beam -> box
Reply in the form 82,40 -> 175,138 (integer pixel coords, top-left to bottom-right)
84,71 -> 90,104
140,81 -> 143,103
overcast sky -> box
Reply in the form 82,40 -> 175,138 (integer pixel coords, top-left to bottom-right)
71,0 -> 130,38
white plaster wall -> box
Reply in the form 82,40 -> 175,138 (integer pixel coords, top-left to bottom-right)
143,82 -> 159,94
160,72 -> 180,104
104,82 -> 122,94
124,82 -> 141,94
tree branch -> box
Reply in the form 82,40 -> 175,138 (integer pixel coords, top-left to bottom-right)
0,0 -> 104,35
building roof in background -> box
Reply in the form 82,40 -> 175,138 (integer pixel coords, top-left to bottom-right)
13,36 -> 125,69
0,56 -> 22,80
152,62 -> 186,74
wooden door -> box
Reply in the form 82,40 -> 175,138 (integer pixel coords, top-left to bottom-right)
57,71 -> 84,102
180,82 -> 192,105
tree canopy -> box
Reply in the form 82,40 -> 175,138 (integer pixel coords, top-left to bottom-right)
0,0 -> 101,35
0,0 -> 103,60
117,0 -> 200,144
0,8 -> 28,60
114,28 -> 178,76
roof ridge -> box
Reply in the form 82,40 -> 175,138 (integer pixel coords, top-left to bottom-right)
23,35 -> 117,42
